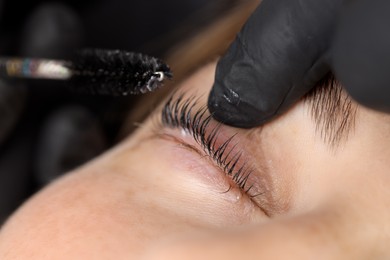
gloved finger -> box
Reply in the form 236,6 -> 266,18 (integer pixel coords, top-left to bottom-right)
208,0 -> 343,128
332,0 -> 390,113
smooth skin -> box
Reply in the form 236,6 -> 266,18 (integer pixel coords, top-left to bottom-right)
1,62 -> 390,259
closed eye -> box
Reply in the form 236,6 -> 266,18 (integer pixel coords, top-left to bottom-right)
155,92 -> 270,215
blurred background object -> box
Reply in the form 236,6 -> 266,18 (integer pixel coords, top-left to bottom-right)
34,105 -> 107,186
0,0 -> 253,223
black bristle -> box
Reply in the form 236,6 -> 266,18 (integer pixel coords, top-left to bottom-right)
68,49 -> 172,96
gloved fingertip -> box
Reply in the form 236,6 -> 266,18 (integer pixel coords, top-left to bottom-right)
208,82 -> 263,128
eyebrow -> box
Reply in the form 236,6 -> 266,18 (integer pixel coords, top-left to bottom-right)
304,74 -> 358,148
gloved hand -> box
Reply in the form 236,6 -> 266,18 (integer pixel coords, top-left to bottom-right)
208,0 -> 390,128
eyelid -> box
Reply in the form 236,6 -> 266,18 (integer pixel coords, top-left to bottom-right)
158,132 -> 202,157
156,130 -> 270,216
161,95 -> 257,191
156,93 -> 275,215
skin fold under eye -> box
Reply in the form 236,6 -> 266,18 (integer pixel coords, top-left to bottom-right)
152,92 -> 276,217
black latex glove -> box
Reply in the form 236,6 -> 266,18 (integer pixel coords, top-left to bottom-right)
208,0 -> 390,128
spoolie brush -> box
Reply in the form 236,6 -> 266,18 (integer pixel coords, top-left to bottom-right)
0,49 -> 173,96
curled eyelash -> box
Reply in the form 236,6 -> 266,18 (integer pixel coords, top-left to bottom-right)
161,93 -> 256,196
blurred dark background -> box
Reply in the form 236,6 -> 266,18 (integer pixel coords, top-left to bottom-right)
0,0 -> 238,223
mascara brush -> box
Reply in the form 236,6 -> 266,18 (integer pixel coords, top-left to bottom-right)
0,49 -> 173,96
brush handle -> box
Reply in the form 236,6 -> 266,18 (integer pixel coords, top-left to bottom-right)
0,49 -> 172,96
0,58 -> 72,80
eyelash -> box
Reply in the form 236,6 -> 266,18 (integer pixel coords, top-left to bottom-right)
160,94 -> 257,197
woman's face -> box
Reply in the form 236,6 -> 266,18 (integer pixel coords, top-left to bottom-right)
1,62 -> 390,259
